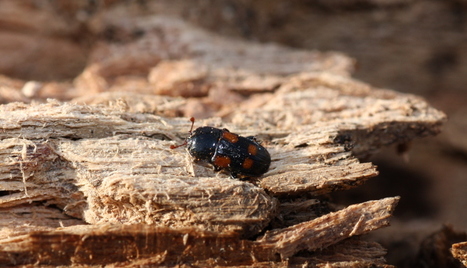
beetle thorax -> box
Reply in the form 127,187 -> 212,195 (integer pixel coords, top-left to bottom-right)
187,127 -> 222,160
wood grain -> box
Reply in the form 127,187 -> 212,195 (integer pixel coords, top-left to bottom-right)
0,9 -> 446,267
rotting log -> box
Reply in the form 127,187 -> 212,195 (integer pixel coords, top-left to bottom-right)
0,76 -> 444,266
0,198 -> 399,267
0,11 -> 447,267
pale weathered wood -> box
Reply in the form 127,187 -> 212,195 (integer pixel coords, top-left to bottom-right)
0,101 -> 277,237
452,241 -> 467,267
75,16 -> 353,98
0,9 -> 447,267
0,82 -> 439,265
0,75 -> 445,266
229,72 -> 446,159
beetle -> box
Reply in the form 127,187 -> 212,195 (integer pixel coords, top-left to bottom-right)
170,117 -> 271,179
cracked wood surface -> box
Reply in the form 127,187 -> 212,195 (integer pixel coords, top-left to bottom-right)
0,11 -> 446,267
0,197 -> 398,267
0,78 -> 443,266
258,197 -> 399,259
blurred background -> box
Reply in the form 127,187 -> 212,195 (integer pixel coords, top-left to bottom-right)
0,1 -> 465,266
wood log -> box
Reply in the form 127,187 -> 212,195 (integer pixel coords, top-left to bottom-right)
0,7 -> 447,267
0,79 -> 443,265
0,197 -> 398,267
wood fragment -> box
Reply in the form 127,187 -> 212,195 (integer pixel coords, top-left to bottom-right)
0,101 -> 278,237
258,197 -> 400,259
75,16 -> 353,99
452,241 -> 467,267
0,75 -> 29,103
230,73 -> 446,159
289,238 -> 394,268
0,197 -> 398,266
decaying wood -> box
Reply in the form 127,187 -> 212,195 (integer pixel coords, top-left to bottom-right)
452,241 -> 467,267
0,197 -> 398,267
0,11 -> 353,103
228,73 -> 445,159
259,197 -> 399,259
0,12 -> 447,267
0,73 -> 444,229
75,15 -> 353,97
0,82 -> 441,265
122,239 -> 393,268
0,101 -> 276,237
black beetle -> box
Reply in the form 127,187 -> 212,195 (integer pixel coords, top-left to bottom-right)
170,117 -> 271,179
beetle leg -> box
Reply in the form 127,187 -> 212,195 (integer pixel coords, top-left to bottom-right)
213,165 -> 222,172
246,136 -> 256,141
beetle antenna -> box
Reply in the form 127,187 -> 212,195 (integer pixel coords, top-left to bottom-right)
188,117 -> 195,133
170,117 -> 196,149
170,140 -> 187,149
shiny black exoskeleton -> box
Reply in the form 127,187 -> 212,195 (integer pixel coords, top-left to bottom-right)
171,118 -> 271,179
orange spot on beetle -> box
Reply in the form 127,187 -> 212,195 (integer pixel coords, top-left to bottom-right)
248,144 -> 258,155
214,155 -> 231,168
222,131 -> 239,143
242,158 -> 254,169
